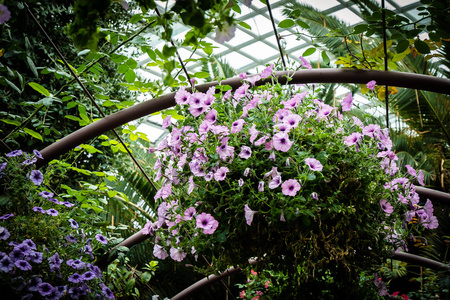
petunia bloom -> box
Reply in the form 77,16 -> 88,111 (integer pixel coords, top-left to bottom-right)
0,4 -> 11,24
153,244 -> 169,260
214,167 -> 229,181
215,22 -> 236,44
273,132 -> 293,152
170,247 -> 187,262
380,199 -> 393,215
341,93 -> 353,111
6,150 -> 22,157
366,80 -> 376,90
239,146 -> 252,160
305,158 -> 323,172
281,179 -> 301,196
95,234 -> 108,245
196,213 -> 219,234
244,204 -> 257,226
29,170 -> 44,186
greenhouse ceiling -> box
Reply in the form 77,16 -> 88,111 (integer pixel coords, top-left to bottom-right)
138,0 -> 423,79
133,0 -> 423,144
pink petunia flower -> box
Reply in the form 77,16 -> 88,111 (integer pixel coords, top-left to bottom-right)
344,132 -> 362,147
261,64 -> 274,79
153,244 -> 168,260
231,119 -> 246,134
239,146 -> 252,159
341,93 -> 353,111
196,213 -> 219,234
380,199 -> 393,215
366,80 -> 376,90
170,247 -> 187,262
273,132 -> 293,152
305,158 -> 323,172
281,179 -> 301,196
299,56 -> 312,69
214,167 -> 229,181
244,204 -> 257,226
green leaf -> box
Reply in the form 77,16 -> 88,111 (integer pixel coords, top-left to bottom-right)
65,115 -> 81,121
102,100 -> 115,107
26,57 -> 38,78
126,58 -> 138,69
118,63 -> 129,73
5,79 -> 21,94
162,45 -> 177,58
278,19 -> 295,28
194,71 -> 210,78
146,49 -> 156,61
77,49 -> 90,56
302,47 -> 316,57
231,3 -> 241,13
125,70 -> 136,83
414,39 -> 430,54
396,39 -> 410,53
321,51 -> 330,65
295,19 -> 310,29
141,272 -> 152,284
238,21 -> 251,30
28,82 -> 50,97
307,173 -> 316,181
353,24 -> 368,35
0,119 -> 21,126
23,128 -> 43,141
129,13 -> 143,23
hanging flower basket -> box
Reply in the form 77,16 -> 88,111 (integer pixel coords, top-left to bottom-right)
144,63 -> 437,297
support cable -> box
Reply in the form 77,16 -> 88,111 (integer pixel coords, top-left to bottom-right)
26,4 -> 157,192
266,0 -> 287,69
381,0 -> 390,129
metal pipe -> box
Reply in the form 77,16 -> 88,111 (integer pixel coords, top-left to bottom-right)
169,252 -> 450,300
416,186 -> 450,205
37,69 -> 450,166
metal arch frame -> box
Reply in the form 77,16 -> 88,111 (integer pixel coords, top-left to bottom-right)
37,69 -> 450,167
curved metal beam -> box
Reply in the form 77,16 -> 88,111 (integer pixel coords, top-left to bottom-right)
169,252 -> 450,300
37,69 -> 450,166
416,186 -> 450,205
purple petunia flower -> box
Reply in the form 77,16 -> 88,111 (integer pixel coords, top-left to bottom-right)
32,206 -> 45,213
281,179 -> 301,196
305,158 -> 323,172
65,234 -> 77,243
95,234 -> 108,245
380,199 -> 393,215
0,4 -> 11,24
68,219 -> 79,229
62,201 -> 75,207
273,132 -> 293,152
0,227 -> 10,240
27,276 -> 43,292
153,244 -> 169,260
33,149 -> 43,159
170,247 -> 187,262
214,22 -> 236,44
68,273 -> 83,283
9,248 -> 25,262
244,204 -> 257,226
38,282 -> 54,297
49,253 -> 62,272
29,170 -> 44,186
38,191 -> 54,198
67,259 -> 85,270
27,250 -> 43,264
21,239 -> 36,250
417,170 -> 425,186
6,150 -> 23,157
311,192 -> 319,200
0,255 -> 14,272
46,209 -> 59,216
366,80 -> 376,90
15,260 -> 32,271
0,213 -> 13,220
196,213 -> 219,234
0,162 -> 6,172
102,284 -> 115,300
82,271 -> 96,281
